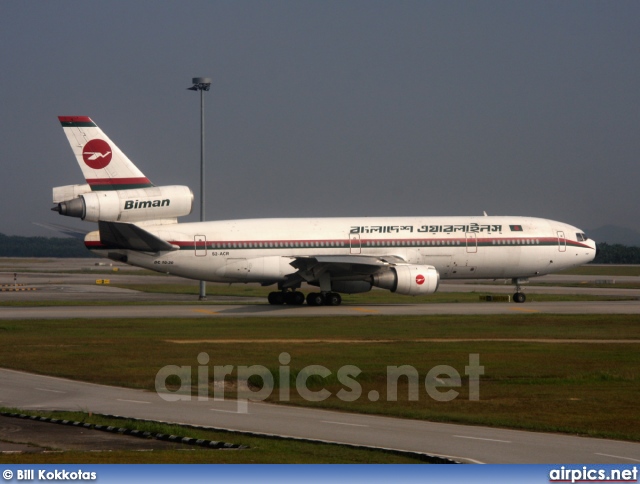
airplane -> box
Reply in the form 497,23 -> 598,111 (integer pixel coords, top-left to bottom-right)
52,116 -> 597,306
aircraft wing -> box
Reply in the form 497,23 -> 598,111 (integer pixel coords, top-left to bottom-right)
284,254 -> 405,287
291,254 -> 404,272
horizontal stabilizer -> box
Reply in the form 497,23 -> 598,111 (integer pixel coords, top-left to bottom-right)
98,221 -> 177,252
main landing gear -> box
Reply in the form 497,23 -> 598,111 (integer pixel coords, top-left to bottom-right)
267,290 -> 305,305
267,291 -> 342,306
512,278 -> 527,303
307,292 -> 342,306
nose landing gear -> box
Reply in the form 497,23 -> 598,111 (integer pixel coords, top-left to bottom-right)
512,277 -> 528,303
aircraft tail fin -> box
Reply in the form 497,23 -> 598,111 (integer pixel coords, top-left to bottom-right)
58,116 -> 154,191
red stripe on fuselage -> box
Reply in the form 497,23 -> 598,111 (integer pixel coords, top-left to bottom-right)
86,236 -> 592,251
84,241 -> 105,248
166,237 -> 592,249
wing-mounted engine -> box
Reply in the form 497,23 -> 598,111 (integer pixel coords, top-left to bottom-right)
371,264 -> 440,296
52,185 -> 193,223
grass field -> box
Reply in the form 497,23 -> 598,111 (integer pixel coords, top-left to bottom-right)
559,266 -> 640,277
529,282 -> 640,290
0,410 -> 429,464
111,283 -> 636,304
1,260 -> 638,463
1,285 -> 632,307
1,314 -> 638,442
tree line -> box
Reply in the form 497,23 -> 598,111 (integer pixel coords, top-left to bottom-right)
0,233 -> 91,258
592,242 -> 640,264
0,233 -> 639,264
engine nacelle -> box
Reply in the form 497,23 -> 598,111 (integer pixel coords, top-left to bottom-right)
52,184 -> 92,203
52,185 -> 193,223
371,264 -> 439,296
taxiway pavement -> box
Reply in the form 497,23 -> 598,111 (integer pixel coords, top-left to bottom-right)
1,299 -> 640,320
1,369 -> 638,464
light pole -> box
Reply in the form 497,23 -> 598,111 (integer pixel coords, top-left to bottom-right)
188,77 -> 211,301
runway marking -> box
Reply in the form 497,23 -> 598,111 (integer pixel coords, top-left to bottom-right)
595,453 -> 640,463
168,339 -> 396,344
350,307 -> 379,314
321,420 -> 369,428
192,309 -> 219,315
116,398 -> 151,404
510,307 -> 539,313
210,408 -> 242,414
166,338 -> 640,344
453,435 -> 511,443
34,388 -> 66,394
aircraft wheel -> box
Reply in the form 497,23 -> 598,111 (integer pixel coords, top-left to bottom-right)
293,291 -> 305,305
513,292 -> 526,303
325,292 -> 342,306
268,292 -> 285,305
306,292 -> 325,306
284,291 -> 305,305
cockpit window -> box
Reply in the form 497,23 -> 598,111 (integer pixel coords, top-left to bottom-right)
576,233 -> 587,242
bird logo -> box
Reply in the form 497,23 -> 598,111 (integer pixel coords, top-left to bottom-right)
82,139 -> 112,169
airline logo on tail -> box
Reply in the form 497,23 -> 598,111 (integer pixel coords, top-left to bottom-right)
82,139 -> 112,169
58,116 -> 154,189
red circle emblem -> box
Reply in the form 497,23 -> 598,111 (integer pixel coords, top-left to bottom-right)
82,139 -> 112,169
415,274 -> 425,285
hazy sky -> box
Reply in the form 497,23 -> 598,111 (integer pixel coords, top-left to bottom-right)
1,1 -> 638,237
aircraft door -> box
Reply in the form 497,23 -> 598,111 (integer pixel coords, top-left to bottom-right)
557,231 -> 566,252
466,233 -> 478,253
195,235 -> 207,256
350,233 -> 361,254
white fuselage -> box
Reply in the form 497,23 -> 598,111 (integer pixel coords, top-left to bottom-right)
56,116 -> 597,301
88,215 -> 596,284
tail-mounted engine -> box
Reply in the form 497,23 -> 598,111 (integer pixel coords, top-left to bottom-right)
371,264 -> 440,296
52,184 -> 193,223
